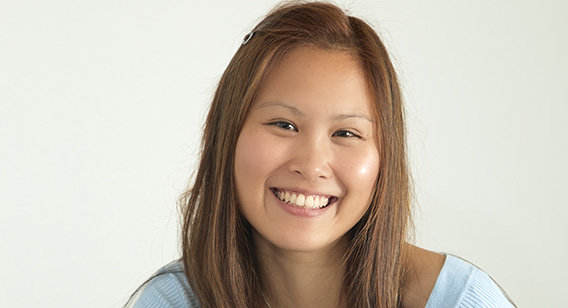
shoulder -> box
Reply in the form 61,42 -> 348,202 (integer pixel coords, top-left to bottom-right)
403,245 -> 447,307
130,260 -> 200,308
403,245 -> 516,308
424,253 -> 516,308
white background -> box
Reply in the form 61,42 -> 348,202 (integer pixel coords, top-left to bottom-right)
1,0 -> 566,307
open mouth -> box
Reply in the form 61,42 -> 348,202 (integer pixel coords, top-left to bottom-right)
270,187 -> 338,209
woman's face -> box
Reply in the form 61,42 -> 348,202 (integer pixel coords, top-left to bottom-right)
234,46 -> 380,252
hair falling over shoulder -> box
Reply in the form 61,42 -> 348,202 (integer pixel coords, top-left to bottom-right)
179,1 -> 414,307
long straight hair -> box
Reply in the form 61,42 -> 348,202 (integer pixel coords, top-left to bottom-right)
180,2 -> 413,307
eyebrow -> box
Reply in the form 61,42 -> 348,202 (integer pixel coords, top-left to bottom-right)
256,101 -> 375,124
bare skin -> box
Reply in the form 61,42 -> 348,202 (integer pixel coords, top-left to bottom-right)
257,239 -> 446,308
237,46 -> 446,307
256,232 -> 347,308
402,245 -> 447,308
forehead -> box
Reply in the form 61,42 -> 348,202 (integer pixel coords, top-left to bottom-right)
252,46 -> 374,117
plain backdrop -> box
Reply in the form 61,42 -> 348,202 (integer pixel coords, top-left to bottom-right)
1,0 -> 566,307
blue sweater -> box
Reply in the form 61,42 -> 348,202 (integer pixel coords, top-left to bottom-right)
131,253 -> 515,307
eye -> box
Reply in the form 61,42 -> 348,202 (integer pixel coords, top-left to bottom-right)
333,130 -> 361,138
268,121 -> 298,132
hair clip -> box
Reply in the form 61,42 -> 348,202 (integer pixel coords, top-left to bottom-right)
242,31 -> 255,45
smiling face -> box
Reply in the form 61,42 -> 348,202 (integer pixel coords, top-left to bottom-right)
234,46 -> 380,252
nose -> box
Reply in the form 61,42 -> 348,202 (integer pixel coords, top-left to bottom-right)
288,133 -> 332,181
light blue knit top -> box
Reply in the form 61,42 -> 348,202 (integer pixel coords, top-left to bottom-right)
131,253 -> 515,307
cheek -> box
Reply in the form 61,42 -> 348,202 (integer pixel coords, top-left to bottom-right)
353,155 -> 379,181
337,148 -> 379,198
236,131 -> 276,177
234,129 -> 283,202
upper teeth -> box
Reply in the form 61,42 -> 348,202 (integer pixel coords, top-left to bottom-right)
276,189 -> 329,209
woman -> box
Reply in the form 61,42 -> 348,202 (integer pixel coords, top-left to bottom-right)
127,2 -> 515,307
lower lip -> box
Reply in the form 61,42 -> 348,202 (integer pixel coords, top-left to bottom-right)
271,191 -> 333,217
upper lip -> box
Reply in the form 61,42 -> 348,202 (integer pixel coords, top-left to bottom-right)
270,187 -> 337,198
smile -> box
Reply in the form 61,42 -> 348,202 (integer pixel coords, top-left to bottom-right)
270,187 -> 338,209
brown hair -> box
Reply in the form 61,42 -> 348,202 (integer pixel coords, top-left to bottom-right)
180,1 -> 413,307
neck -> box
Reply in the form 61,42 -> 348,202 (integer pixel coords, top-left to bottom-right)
255,234 -> 347,308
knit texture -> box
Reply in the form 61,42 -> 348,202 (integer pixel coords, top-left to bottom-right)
132,261 -> 198,308
132,253 -> 515,307
425,254 -> 515,307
